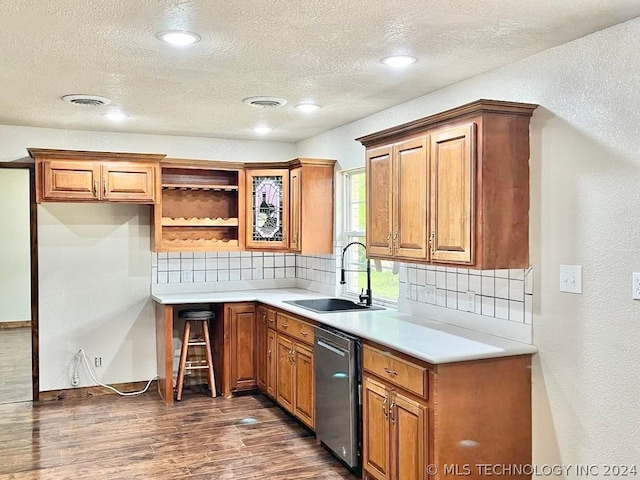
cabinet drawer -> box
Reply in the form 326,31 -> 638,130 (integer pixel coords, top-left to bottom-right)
277,313 -> 314,345
363,345 -> 428,399
267,308 -> 277,330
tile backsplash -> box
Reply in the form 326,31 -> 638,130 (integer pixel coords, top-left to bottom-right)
152,251 -> 296,284
399,265 -> 533,325
151,249 -> 533,327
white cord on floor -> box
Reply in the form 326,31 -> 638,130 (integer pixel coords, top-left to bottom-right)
76,349 -> 158,396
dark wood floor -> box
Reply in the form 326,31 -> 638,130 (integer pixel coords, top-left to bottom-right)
0,327 -> 32,405
0,391 -> 360,479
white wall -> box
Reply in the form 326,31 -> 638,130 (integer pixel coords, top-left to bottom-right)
0,126 -> 296,391
298,17 -> 640,473
0,169 -> 31,322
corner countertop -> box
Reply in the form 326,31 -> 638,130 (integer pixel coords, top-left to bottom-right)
152,288 -> 537,365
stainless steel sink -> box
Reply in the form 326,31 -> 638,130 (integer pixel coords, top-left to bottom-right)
283,298 -> 385,314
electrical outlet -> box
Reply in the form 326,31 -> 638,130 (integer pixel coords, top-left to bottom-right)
633,273 -> 640,300
466,291 -> 476,312
425,285 -> 437,304
94,356 -> 102,368
559,265 -> 582,294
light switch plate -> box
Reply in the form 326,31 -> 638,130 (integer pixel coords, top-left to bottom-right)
632,273 -> 640,300
559,265 -> 582,294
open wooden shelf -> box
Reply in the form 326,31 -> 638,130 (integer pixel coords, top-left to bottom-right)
162,238 -> 240,247
162,184 -> 239,192
153,165 -> 244,252
161,217 -> 239,227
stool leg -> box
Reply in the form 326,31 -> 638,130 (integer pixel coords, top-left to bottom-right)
202,320 -> 217,398
176,320 -> 191,401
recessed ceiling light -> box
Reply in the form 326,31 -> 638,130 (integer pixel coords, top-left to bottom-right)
102,112 -> 128,121
295,104 -> 321,113
157,30 -> 201,46
381,55 -> 417,68
252,126 -> 272,135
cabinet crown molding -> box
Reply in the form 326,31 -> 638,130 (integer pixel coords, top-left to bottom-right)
356,99 -> 538,147
28,148 -> 166,162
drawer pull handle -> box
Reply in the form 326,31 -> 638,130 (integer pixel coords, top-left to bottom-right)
384,367 -> 398,376
382,396 -> 388,418
282,323 -> 288,329
300,330 -> 309,336
389,400 -> 396,424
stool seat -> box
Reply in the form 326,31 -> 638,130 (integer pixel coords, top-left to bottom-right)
176,310 -> 216,401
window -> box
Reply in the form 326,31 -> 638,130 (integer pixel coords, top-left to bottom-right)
342,168 -> 399,304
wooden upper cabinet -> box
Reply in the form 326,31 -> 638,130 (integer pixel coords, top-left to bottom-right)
246,169 -> 290,250
102,162 -> 156,203
393,138 -> 428,260
366,146 -> 393,258
29,148 -> 164,204
42,160 -> 100,201
357,99 -> 538,269
289,167 -> 302,253
287,159 -> 336,255
429,123 -> 475,264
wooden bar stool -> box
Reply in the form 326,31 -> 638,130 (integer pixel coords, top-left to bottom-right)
175,310 -> 216,401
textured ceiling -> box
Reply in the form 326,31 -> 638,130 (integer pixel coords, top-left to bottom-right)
0,1 -> 639,142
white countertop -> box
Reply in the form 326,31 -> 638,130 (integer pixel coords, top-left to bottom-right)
152,288 -> 537,364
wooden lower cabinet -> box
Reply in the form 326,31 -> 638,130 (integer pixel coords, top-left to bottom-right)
224,303 -> 257,395
363,376 -> 427,480
256,306 -> 268,391
266,328 -> 277,398
275,330 -> 315,430
292,342 -> 314,428
276,335 -> 295,412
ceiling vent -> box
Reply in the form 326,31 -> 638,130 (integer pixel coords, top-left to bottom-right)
242,96 -> 287,108
62,94 -> 111,107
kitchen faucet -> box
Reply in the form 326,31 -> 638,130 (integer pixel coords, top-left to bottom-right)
340,241 -> 372,306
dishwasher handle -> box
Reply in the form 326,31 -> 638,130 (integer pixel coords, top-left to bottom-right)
316,339 -> 347,357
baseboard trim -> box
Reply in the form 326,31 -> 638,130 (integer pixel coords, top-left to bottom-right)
39,380 -> 158,402
0,321 -> 31,329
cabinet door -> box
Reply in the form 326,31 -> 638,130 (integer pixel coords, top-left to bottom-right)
391,391 -> 428,480
246,169 -> 289,250
393,138 -> 428,260
227,303 -> 257,392
366,146 -> 393,258
276,334 -> 294,413
363,376 -> 391,480
102,162 -> 156,203
293,342 -> 314,429
266,328 -> 277,398
256,306 -> 268,392
289,167 -> 302,253
430,123 -> 475,264
42,160 -> 100,201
